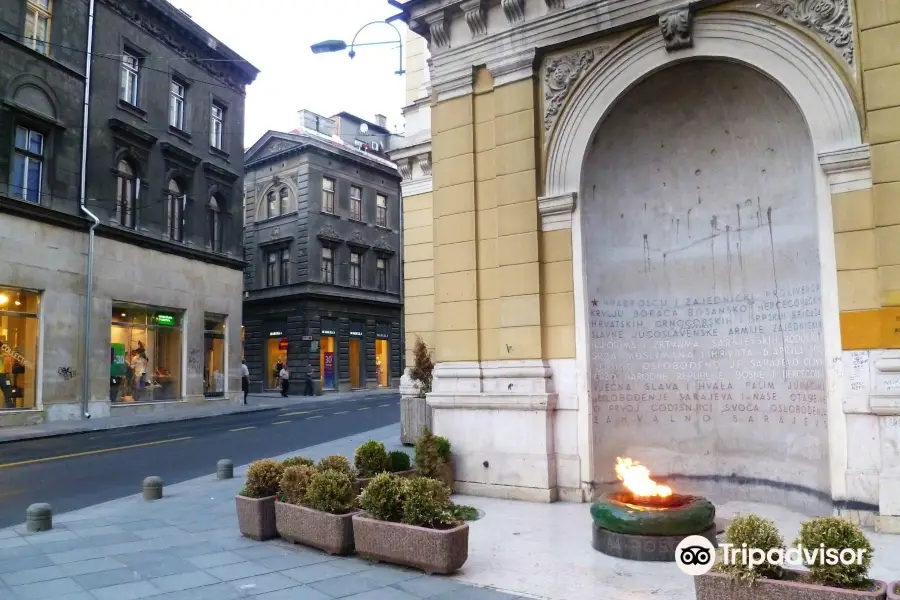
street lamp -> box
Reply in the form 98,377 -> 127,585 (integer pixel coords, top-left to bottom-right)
310,20 -> 405,76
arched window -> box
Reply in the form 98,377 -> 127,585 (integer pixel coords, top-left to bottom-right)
166,179 -> 185,242
266,191 -> 277,219
279,187 -> 289,215
115,159 -> 137,229
208,197 -> 223,253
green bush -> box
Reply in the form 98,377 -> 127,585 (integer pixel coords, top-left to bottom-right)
355,441 -> 390,478
712,514 -> 783,584
410,336 -> 434,397
304,469 -> 355,514
242,459 -> 285,498
280,465 -> 315,505
795,516 -> 874,590
358,472 -> 405,522
401,476 -> 457,528
435,436 -> 451,462
450,504 -> 479,521
388,450 -> 412,473
414,427 -> 450,481
282,456 -> 314,469
317,454 -> 353,476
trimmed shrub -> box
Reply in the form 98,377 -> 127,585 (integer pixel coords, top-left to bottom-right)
304,469 -> 355,515
355,441 -> 390,478
410,336 -> 434,397
415,427 -> 450,481
435,436 -> 451,462
242,459 -> 285,498
401,476 -> 457,528
712,514 -> 783,584
358,472 -> 405,522
317,454 -> 353,476
388,450 -> 412,473
280,465 -> 315,505
282,456 -> 314,469
795,516 -> 874,590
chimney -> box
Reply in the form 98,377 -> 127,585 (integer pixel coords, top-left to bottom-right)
297,109 -> 335,136
375,114 -> 387,129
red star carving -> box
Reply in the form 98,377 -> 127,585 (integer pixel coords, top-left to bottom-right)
591,299 -> 598,307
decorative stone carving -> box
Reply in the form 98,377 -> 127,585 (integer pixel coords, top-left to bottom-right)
545,0 -> 564,8
461,0 -> 487,36
417,153 -> 432,176
425,12 -> 450,48
502,0 -> 525,24
543,48 -> 597,133
374,236 -> 395,254
262,139 -> 291,158
398,159 -> 413,180
748,0 -> 854,66
348,231 -> 369,248
659,8 -> 693,52
318,222 -> 340,241
538,192 -> 577,231
270,226 -> 280,239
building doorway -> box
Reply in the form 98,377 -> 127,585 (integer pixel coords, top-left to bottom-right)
204,314 -> 226,398
349,321 -> 364,389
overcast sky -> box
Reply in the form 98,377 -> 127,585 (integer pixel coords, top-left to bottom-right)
168,0 -> 408,149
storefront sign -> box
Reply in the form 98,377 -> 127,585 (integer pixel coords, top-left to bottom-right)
376,323 -> 390,339
157,314 -> 175,326
321,328 -> 336,336
323,352 -> 335,389
349,325 -> 364,338
269,331 -> 283,337
110,343 -> 127,377
278,337 -> 289,351
321,319 -> 337,337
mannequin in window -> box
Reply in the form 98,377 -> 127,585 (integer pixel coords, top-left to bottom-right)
0,339 -> 14,409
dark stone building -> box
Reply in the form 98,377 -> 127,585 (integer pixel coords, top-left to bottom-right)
242,110 -> 403,393
0,0 -> 259,428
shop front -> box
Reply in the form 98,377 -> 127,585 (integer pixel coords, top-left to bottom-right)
0,287 -> 40,411
375,323 -> 389,388
349,321 -> 364,389
320,318 -> 337,391
204,314 -> 226,397
265,326 -> 287,390
110,303 -> 183,403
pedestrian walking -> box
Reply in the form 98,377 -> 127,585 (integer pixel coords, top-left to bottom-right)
279,364 -> 290,397
240,359 -> 250,404
304,364 -> 314,396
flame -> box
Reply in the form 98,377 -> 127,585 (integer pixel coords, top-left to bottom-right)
615,457 -> 672,498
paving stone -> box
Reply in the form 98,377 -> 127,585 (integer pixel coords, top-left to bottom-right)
59,557 -> 127,577
117,520 -> 169,532
0,555 -> 54,575
253,587 -> 333,600
264,552 -> 335,571
23,531 -> 80,545
150,570 -> 221,593
342,588 -> 423,600
185,551 -> 245,569
281,562 -> 356,584
90,580 -> 162,600
133,527 -> 186,540
166,542 -> 230,559
72,567 -> 142,590
9,577 -> 85,599
71,526 -> 129,538
308,573 -> 387,597
353,564 -> 423,586
233,545 -> 296,561
393,576 -> 468,598
432,588 -> 528,600
205,561 -> 272,582
128,557 -> 197,579
0,537 -> 29,551
1,565 -> 67,587
56,518 -> 112,531
154,582 -> 246,600
227,572 -> 298,595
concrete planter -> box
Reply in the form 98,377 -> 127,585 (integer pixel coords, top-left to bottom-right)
274,502 -> 357,555
354,469 -> 417,494
695,571 -> 887,600
352,513 -> 469,575
888,582 -> 899,600
235,495 -> 277,541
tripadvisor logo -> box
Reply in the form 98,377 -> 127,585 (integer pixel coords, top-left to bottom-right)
674,535 -> 868,576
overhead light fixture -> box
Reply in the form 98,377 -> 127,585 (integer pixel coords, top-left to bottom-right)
14,292 -> 21,307
0,294 -> 8,306
121,312 -> 126,317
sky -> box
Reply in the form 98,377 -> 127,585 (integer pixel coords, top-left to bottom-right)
167,0 -> 409,149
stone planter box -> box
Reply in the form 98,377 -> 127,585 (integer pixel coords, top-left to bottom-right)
888,582 -> 899,600
354,469 -> 417,494
275,502 -> 357,555
352,513 -> 469,574
695,570 -> 887,600
235,495 -> 277,541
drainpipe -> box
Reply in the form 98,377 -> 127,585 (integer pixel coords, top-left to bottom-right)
78,0 -> 100,418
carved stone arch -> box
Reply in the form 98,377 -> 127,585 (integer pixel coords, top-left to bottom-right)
4,73 -> 60,120
255,177 -> 298,219
113,147 -> 146,180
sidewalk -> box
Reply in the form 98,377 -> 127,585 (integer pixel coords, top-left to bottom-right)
0,389 -> 398,445
0,425 -> 528,600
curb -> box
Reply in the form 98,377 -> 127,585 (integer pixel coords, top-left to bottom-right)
0,390 -> 399,445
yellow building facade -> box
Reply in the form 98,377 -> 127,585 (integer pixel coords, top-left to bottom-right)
393,0 -> 900,529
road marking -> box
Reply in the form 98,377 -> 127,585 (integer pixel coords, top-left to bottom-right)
272,421 -> 291,425
281,411 -> 310,417
358,407 -> 370,411
333,411 -> 348,415
306,415 -> 323,420
0,489 -> 23,499
0,436 -> 194,469
378,404 -> 391,407
229,427 -> 256,432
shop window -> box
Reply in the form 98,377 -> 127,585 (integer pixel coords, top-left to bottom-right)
266,333 -> 287,389
376,194 -> 387,228
375,337 -> 389,387
321,246 -> 334,284
166,179 -> 185,242
0,288 -> 40,410
11,126 -> 44,204
350,185 -> 362,221
349,252 -> 361,287
322,177 -> 335,213
320,320 -> 337,390
115,158 -> 137,229
204,314 -> 226,397
110,303 -> 183,403
376,257 -> 387,291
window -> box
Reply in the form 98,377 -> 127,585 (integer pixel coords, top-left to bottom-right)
376,194 -> 387,227
208,197 -> 223,252
349,252 -> 361,288
166,179 -> 185,242
322,177 -> 335,213
376,258 -> 387,291
266,251 -> 277,287
115,159 -> 137,228
169,81 -> 185,130
24,0 -> 51,55
11,127 -> 43,204
210,102 -> 224,149
349,186 -> 362,221
110,303 -> 183,403
321,247 -> 334,284
279,187 -> 289,215
0,287 -> 41,410
267,191 -> 277,218
120,51 -> 140,106
203,315 -> 226,397
280,248 -> 290,284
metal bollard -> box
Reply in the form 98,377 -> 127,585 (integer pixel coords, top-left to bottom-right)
216,459 -> 234,480
25,503 -> 52,532
142,476 -> 163,501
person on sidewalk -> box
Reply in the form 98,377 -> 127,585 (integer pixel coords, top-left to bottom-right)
279,364 -> 290,397
240,359 -> 250,404
304,364 -> 314,396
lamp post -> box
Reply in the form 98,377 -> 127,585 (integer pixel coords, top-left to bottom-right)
310,20 -> 405,76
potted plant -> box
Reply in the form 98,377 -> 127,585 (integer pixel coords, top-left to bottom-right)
888,582 -> 899,600
275,465 -> 358,555
235,458 -> 284,541
283,455 -> 314,468
388,450 -> 416,475
415,427 -> 453,489
317,454 -> 353,476
695,514 -> 886,599
353,473 -> 468,574
353,441 -> 414,492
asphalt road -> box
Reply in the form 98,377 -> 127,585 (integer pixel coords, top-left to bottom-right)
0,392 -> 400,528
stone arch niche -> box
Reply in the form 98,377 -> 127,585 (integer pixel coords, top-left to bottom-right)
544,12 -> 865,513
